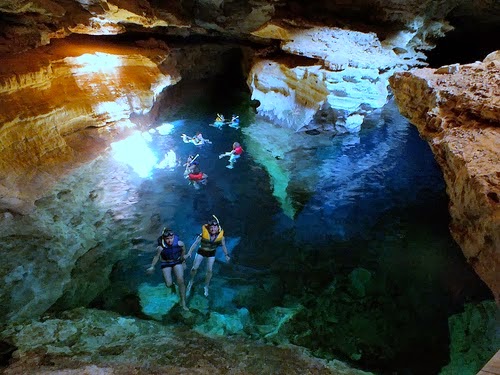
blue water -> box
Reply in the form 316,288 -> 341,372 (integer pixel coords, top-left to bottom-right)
101,82 -> 492,375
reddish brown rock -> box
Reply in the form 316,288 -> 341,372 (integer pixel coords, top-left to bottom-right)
389,51 -> 500,302
0,37 -> 179,214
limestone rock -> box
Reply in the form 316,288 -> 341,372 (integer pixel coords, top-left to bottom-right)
247,21 -> 437,132
0,37 -> 179,214
0,307 -> 373,375
389,51 -> 500,301
0,155 -> 146,323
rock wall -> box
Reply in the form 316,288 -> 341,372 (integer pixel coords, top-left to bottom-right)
389,51 -> 500,301
1,0 -> 497,135
0,37 -> 178,214
248,21 -> 433,132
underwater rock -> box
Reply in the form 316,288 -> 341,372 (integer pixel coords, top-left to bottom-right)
194,308 -> 250,336
243,119 -> 331,218
0,308 -> 372,374
138,283 -> 179,320
348,268 -> 372,298
440,300 -> 499,375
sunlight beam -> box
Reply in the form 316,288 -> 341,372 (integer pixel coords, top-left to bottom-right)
111,132 -> 158,178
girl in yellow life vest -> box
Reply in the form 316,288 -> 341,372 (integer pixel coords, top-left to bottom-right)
185,215 -> 230,297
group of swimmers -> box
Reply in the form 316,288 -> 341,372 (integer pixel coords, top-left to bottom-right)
211,114 -> 240,129
182,124 -> 244,188
180,114 -> 244,188
182,141 -> 244,188
145,116 -> 246,311
147,215 -> 230,311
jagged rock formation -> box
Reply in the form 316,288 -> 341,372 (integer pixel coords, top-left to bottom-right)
248,21 -> 429,133
0,37 -> 178,214
389,51 -> 500,302
0,1 -> 499,373
2,0 -> 499,55
1,307 -> 373,375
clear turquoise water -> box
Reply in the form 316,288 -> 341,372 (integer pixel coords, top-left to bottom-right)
102,80 -> 492,375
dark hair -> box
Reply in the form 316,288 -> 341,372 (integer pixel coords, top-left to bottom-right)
162,228 -> 174,237
208,215 -> 220,227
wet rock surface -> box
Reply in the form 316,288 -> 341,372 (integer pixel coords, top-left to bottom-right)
390,51 -> 500,301
1,308 -> 372,375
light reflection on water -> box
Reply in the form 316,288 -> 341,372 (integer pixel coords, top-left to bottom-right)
105,91 -> 491,375
292,107 -> 445,242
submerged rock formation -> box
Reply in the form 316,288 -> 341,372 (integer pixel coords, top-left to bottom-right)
389,51 -> 500,302
440,300 -> 499,375
1,307 -> 373,375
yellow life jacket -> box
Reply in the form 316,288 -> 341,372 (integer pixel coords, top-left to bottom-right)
200,225 -> 224,252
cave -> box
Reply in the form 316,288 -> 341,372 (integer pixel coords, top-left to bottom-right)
0,1 -> 498,374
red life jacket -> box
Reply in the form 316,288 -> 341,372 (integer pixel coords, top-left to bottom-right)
188,172 -> 204,181
234,146 -> 243,155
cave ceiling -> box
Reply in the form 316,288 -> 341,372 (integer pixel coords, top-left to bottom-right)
1,0 -> 499,55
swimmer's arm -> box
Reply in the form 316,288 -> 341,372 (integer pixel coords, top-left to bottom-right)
186,235 -> 201,258
178,240 -> 187,260
221,237 -> 230,261
147,246 -> 162,272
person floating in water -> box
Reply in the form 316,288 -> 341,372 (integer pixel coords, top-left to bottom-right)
181,131 -> 211,145
219,141 -> 244,169
147,228 -> 189,311
184,154 -> 207,189
228,114 -> 240,128
185,215 -> 230,297
210,113 -> 226,129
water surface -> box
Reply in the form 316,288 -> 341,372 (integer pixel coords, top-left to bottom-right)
103,81 -> 492,375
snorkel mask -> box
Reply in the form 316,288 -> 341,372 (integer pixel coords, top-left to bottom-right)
162,228 -> 174,237
208,215 -> 220,230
